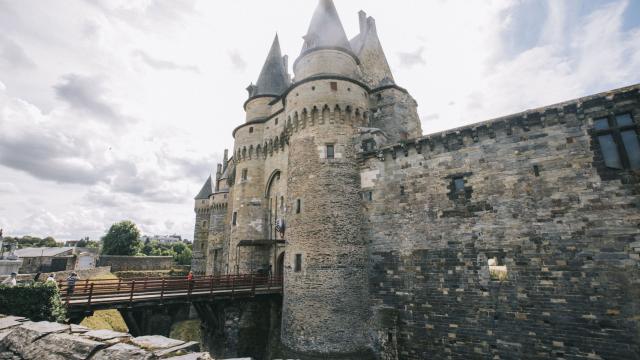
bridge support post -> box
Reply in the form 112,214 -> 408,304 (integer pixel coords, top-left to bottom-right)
118,304 -> 191,337
194,295 -> 283,360
120,308 -> 142,337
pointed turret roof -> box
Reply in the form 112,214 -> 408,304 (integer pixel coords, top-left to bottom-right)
350,13 -> 395,88
194,175 -> 213,200
301,0 -> 352,54
249,35 -> 290,97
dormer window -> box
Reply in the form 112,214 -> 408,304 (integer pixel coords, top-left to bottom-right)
362,139 -> 376,152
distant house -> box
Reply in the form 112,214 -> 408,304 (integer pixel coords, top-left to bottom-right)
75,250 -> 98,270
14,247 -> 75,274
142,234 -> 183,244
63,240 -> 81,247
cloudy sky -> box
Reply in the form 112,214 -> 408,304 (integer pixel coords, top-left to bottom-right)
1,0 -> 639,241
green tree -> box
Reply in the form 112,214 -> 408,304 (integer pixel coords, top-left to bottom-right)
77,239 -> 100,249
39,236 -> 57,247
101,220 -> 141,255
175,246 -> 192,265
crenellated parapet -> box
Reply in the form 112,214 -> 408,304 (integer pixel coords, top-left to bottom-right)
284,103 -> 369,134
364,83 -> 640,162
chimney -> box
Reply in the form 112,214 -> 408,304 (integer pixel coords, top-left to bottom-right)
216,164 -> 222,178
282,55 -> 288,72
358,10 -> 367,34
223,149 -> 229,171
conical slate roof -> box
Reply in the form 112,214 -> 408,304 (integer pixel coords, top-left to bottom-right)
350,14 -> 395,87
301,0 -> 352,54
250,35 -> 289,97
194,175 -> 213,200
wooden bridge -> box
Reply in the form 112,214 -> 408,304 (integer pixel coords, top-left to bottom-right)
59,274 -> 283,316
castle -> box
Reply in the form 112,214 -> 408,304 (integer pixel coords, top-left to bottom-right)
192,1 -> 640,359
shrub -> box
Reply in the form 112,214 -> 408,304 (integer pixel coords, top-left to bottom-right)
0,282 -> 66,322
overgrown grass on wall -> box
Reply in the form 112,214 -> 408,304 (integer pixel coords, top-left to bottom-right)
0,282 -> 66,322
79,272 -> 128,332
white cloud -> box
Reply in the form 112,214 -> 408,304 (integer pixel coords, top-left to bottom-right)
0,182 -> 19,194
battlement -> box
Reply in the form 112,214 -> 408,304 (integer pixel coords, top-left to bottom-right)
364,83 -> 640,161
233,130 -> 288,163
285,103 -> 369,133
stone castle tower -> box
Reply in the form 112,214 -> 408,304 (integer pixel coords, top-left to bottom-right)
193,0 -> 421,357
194,1 -> 640,359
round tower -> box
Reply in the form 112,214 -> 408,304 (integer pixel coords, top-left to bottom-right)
229,34 -> 290,274
192,176 -> 213,275
281,1 -> 371,357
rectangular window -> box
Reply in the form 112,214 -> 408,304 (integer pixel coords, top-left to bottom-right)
232,212 -> 237,226
326,144 -> 334,159
400,185 -> 405,195
453,177 -> 465,192
294,254 -> 302,272
594,113 -> 639,170
296,199 -> 301,214
621,130 -> 640,169
362,191 -> 373,201
616,113 -> 633,126
598,134 -> 623,169
241,169 -> 248,180
594,117 -> 610,130
533,165 -> 540,177
330,82 -> 338,91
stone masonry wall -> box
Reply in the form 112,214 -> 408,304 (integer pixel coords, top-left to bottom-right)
362,84 -> 640,359
97,256 -> 173,272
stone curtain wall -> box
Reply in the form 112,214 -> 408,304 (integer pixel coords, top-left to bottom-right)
362,85 -> 640,359
97,256 -> 173,272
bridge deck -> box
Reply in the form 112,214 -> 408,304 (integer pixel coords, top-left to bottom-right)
60,274 -> 282,312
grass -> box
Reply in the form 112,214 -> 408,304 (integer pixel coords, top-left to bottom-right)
79,272 -> 128,332
170,319 -> 202,343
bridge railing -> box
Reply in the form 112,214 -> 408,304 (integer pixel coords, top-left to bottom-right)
58,274 -> 283,308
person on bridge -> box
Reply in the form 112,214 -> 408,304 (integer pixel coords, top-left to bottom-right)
46,274 -> 56,285
1,272 -> 17,287
187,271 -> 194,292
66,272 -> 78,296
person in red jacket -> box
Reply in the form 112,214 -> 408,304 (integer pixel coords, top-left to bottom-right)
186,271 -> 194,292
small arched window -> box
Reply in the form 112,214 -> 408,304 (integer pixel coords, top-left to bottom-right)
202,220 -> 208,229
249,127 -> 254,133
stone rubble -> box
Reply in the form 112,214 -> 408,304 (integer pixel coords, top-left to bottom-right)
0,314 -> 214,360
